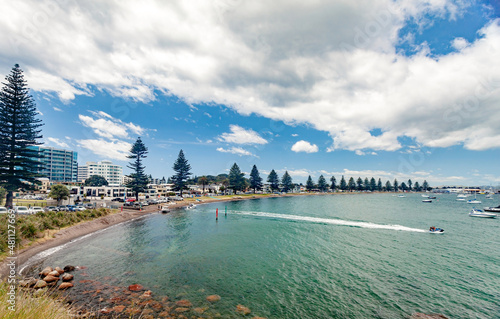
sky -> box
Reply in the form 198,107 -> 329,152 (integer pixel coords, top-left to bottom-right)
1,0 -> 499,186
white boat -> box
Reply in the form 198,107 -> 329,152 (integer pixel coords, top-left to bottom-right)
456,198 -> 466,201
469,209 -> 496,218
457,194 -> 468,198
398,194 -> 406,198
422,199 -> 432,203
421,194 -> 429,198
185,203 -> 196,209
467,194 -> 481,204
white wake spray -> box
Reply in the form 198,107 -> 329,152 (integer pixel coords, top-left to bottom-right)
232,211 -> 426,232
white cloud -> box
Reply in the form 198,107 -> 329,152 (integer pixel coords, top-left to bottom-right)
291,140 -> 319,153
77,139 -> 132,161
79,111 -> 146,139
218,125 -> 268,145
216,146 -> 258,157
291,134 -> 298,137
46,137 -> 69,148
2,1 -> 499,152
53,107 -> 63,112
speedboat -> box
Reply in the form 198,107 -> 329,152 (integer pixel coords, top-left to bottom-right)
429,227 -> 444,234
422,199 -> 432,203
421,194 -> 429,198
428,196 -> 436,199
484,205 -> 500,213
469,208 -> 496,218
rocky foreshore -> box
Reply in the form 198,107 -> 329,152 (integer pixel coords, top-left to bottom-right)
19,263 -> 266,319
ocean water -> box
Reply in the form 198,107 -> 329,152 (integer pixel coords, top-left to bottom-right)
24,193 -> 500,318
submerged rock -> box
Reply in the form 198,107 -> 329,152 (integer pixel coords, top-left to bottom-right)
206,294 -> 221,302
175,299 -> 192,307
140,290 -> 152,298
128,284 -> 144,291
411,313 -> 449,319
236,304 -> 251,315
112,305 -> 126,313
175,307 -> 190,313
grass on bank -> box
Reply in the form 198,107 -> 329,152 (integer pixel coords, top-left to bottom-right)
0,281 -> 73,319
0,208 -> 115,259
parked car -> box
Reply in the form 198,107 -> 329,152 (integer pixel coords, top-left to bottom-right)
14,206 -> 30,214
58,205 -> 67,212
29,206 -> 44,214
0,207 -> 8,214
75,206 -> 86,211
66,205 -> 76,212
45,206 -> 57,212
111,198 -> 125,202
84,203 -> 94,209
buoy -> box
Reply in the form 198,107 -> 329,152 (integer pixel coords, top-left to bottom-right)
216,208 -> 218,221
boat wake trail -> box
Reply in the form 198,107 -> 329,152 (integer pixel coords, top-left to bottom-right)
233,211 -> 426,232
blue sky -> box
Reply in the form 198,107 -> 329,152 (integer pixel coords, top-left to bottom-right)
1,0 -> 500,186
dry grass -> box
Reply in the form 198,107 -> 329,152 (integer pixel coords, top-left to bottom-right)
0,281 -> 73,319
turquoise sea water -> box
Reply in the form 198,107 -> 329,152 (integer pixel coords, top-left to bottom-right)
24,193 -> 500,318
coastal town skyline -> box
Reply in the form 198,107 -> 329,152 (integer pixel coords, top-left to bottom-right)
1,1 -> 499,185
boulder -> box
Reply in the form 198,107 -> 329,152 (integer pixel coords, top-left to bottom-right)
34,280 -> 47,289
175,299 -> 192,307
58,282 -> 74,290
236,304 -> 251,315
39,267 -> 52,277
411,314 -> 449,319
48,270 -> 60,277
62,273 -> 74,282
43,275 -> 59,283
63,265 -> 75,272
140,290 -> 152,298
193,307 -> 208,314
19,277 -> 37,288
55,267 -> 64,275
128,284 -> 144,291
206,294 -> 221,302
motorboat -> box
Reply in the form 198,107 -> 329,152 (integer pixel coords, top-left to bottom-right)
484,205 -> 500,213
428,196 -> 436,199
456,198 -> 466,201
422,199 -> 432,203
429,227 -> 444,234
421,194 -> 429,198
398,194 -> 406,198
469,208 -> 496,218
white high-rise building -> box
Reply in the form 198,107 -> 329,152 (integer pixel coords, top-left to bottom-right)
78,160 -> 123,186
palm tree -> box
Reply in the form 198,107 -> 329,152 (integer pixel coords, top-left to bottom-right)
198,176 -> 208,194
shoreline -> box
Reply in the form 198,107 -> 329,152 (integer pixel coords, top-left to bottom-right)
0,191 -> 365,280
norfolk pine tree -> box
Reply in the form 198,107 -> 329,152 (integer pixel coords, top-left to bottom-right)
330,176 -> 336,191
306,175 -> 315,191
0,64 -> 44,208
249,165 -> 263,193
281,171 -> 293,193
125,137 -> 149,200
228,163 -> 245,194
317,175 -> 328,192
172,149 -> 192,196
267,169 -> 280,192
